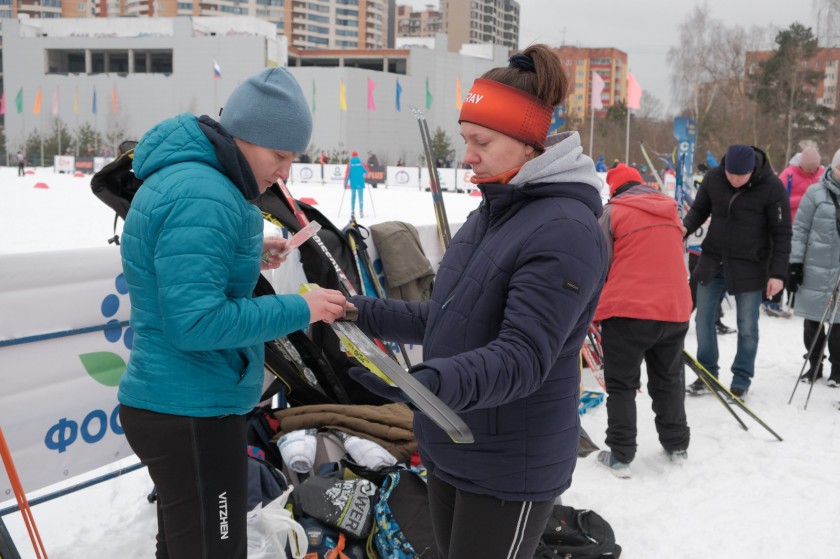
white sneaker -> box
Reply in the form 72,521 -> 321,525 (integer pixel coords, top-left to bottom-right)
667,449 -> 688,465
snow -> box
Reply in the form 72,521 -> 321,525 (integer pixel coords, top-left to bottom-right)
2,167 -> 840,558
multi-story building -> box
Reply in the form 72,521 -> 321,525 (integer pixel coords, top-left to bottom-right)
553,46 -> 628,122
395,4 -> 442,38
746,48 -> 840,110
440,0 -> 518,53
285,0 -> 391,50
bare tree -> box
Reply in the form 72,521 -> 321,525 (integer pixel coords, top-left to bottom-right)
815,0 -> 840,47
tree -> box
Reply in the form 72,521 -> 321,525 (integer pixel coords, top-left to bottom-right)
429,127 -> 455,165
751,23 -> 835,164
75,122 -> 103,157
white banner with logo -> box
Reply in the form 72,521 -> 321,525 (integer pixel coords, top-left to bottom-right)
291,163 -> 323,184
386,166 -> 420,189
94,157 -> 114,174
0,247 -> 134,500
420,168 -> 457,192
455,169 -> 477,193
53,155 -> 75,174
322,163 -> 346,186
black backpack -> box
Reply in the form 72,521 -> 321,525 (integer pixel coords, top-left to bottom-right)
534,505 -> 622,559
90,140 -> 141,244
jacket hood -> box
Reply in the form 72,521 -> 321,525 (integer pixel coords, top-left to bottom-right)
821,165 -> 840,196
133,113 -> 260,200
785,163 -> 825,184
478,131 -> 604,220
610,184 -> 679,220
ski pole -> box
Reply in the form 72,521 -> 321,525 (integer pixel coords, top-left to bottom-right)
804,287 -> 840,410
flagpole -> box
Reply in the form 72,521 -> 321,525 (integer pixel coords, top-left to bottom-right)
624,107 -> 630,164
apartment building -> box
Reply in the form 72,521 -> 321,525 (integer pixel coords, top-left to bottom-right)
553,46 -> 628,122
394,4 -> 441,38
440,0 -> 518,53
746,47 -> 840,110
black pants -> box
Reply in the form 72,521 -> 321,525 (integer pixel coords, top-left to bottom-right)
601,317 -> 691,463
119,405 -> 248,559
426,473 -> 554,559
804,319 -> 840,372
17,162 -> 24,176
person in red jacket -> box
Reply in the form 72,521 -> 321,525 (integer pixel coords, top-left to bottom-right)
780,147 -> 824,222
594,164 -> 692,478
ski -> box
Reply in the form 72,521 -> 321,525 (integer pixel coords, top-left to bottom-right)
580,342 -> 606,391
301,283 -> 473,443
682,350 -> 783,441
411,107 -> 452,250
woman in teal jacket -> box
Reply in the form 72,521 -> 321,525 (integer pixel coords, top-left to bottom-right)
118,68 -> 347,559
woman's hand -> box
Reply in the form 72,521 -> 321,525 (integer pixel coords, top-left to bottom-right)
301,288 -> 348,324
261,237 -> 291,270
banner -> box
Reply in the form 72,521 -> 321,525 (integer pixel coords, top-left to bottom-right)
54,155 -> 75,173
74,157 -> 95,173
94,156 -> 114,173
0,248 -> 134,497
290,163 -> 322,184
455,169 -> 477,192
364,165 -> 386,186
420,167 -> 457,192
323,163 -> 346,186
673,117 -> 697,192
385,166 -> 420,189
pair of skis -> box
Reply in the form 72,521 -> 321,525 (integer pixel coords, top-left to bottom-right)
683,350 -> 783,441
411,107 -> 452,250
580,323 -> 606,391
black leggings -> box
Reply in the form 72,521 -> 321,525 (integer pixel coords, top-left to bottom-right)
119,405 -> 248,559
426,473 -> 555,559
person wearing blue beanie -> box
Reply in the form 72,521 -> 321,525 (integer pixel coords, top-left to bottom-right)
119,67 -> 346,558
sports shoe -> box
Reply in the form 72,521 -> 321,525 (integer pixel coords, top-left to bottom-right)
799,366 -> 823,383
667,449 -> 688,464
596,451 -> 631,479
686,378 -> 711,395
730,386 -> 748,400
715,320 -> 736,335
762,301 -> 791,318
827,375 -> 840,388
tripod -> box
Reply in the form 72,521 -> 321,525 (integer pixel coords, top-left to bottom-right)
788,271 -> 840,409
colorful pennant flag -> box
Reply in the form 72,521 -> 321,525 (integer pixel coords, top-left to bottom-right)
92,88 -> 97,115
456,76 -> 463,110
425,77 -> 433,110
311,80 -> 316,113
395,79 -> 403,112
74,87 -> 79,115
367,78 -> 376,110
52,87 -> 59,116
213,59 -> 222,79
33,88 -> 42,115
0,90 -> 4,116
590,71 -> 605,110
112,86 -> 118,114
15,88 -> 23,114
339,79 -> 347,111
627,72 -> 642,110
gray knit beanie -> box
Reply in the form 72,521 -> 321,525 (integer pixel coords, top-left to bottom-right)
220,67 -> 311,153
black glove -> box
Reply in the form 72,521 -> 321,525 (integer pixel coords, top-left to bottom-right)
788,263 -> 804,293
348,366 -> 440,404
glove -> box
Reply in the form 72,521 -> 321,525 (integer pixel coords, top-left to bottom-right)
348,366 -> 440,404
788,263 -> 804,293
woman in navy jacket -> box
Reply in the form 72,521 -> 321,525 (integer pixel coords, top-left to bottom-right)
349,45 -> 608,559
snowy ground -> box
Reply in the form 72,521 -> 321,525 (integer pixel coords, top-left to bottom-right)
2,167 -> 840,558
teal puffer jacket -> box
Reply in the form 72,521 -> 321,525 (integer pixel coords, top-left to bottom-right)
118,113 -> 310,417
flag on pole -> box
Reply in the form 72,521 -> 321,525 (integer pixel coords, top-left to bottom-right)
425,77 -> 433,109
74,87 -> 80,115
311,80 -> 316,113
92,88 -> 97,115
33,88 -> 42,115
456,76 -> 463,110
15,88 -> 23,114
627,72 -> 642,110
112,86 -> 118,114
213,59 -> 222,79
590,71 -> 605,110
339,79 -> 347,111
52,88 -> 59,116
367,77 -> 376,110
0,91 -> 5,116
395,79 -> 403,112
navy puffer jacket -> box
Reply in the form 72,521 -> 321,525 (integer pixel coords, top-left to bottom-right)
352,135 -> 607,501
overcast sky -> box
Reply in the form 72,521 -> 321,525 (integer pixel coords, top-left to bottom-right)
401,0 -> 816,114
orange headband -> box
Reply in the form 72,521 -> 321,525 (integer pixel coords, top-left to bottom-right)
458,79 -> 554,150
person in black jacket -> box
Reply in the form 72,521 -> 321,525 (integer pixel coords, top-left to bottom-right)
683,144 -> 792,399
345,44 -> 608,559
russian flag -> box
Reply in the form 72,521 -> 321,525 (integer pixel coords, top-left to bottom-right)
213,60 -> 221,79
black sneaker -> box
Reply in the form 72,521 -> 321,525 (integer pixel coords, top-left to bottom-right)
686,378 -> 711,395
800,366 -> 824,384
596,450 -> 632,479
715,320 -> 736,335
730,386 -> 748,401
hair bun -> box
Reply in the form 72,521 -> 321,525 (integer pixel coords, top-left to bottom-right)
508,53 -> 536,72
